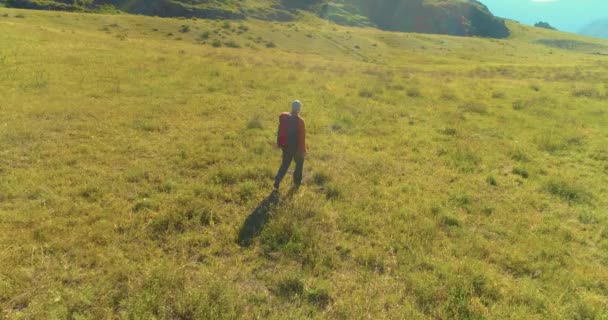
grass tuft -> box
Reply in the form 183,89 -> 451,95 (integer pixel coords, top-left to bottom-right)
407,87 -> 421,98
512,167 -> 529,179
246,114 -> 263,129
276,276 -> 304,300
545,179 -> 592,204
460,101 -> 487,114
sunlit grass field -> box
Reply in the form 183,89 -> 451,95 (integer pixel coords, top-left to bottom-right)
1,7 -> 607,319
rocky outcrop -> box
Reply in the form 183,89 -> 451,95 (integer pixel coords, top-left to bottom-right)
316,0 -> 510,38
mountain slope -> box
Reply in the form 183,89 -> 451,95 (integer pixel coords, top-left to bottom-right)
317,0 -> 509,38
580,18 -> 608,39
1,6 -> 607,320
3,0 -> 510,38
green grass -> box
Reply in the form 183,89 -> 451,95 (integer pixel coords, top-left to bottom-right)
1,7 -> 608,319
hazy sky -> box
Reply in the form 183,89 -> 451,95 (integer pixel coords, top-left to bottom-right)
482,0 -> 607,33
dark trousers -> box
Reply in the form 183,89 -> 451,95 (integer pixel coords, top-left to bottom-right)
274,148 -> 304,187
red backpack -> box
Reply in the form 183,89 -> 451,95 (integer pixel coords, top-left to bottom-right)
277,112 -> 295,148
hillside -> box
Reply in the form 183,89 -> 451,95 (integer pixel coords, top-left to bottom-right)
1,6 -> 608,320
2,0 -> 510,38
580,19 -> 608,39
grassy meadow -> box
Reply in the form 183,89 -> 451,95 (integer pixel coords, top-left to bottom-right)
1,7 -> 608,319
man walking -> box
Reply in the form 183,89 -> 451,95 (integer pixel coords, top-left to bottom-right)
274,100 -> 306,190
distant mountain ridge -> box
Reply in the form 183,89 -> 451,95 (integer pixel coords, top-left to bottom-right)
2,0 -> 510,38
580,19 -> 608,39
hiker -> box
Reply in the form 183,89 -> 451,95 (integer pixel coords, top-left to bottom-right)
274,100 -> 306,189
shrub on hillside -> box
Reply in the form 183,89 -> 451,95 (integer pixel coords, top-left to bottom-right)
179,24 -> 190,33
6,0 -> 69,11
534,21 -> 557,30
281,0 -> 323,9
224,40 -> 240,48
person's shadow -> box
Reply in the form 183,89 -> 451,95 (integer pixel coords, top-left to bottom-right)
238,186 -> 299,247
238,190 -> 280,247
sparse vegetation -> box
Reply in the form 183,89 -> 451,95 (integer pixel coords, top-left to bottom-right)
512,167 -> 529,179
224,40 -> 241,48
406,87 -> 421,98
460,101 -> 487,114
512,99 -> 529,110
179,24 -> 190,33
572,86 -> 604,99
545,179 -> 593,205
